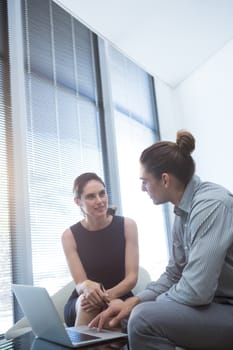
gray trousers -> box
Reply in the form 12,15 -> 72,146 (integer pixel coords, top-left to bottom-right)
127,300 -> 233,350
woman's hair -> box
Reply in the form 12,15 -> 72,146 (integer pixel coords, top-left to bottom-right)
140,130 -> 195,186
73,172 -> 105,199
73,172 -> 117,215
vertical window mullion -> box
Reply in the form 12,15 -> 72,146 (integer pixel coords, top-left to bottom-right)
7,0 -> 33,329
0,0 -> 14,335
96,37 -> 122,213
7,0 -> 33,287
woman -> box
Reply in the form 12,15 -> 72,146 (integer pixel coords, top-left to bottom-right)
62,172 -> 139,328
89,131 -> 233,349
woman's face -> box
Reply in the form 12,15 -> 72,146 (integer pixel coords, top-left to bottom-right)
75,179 -> 108,218
140,165 -> 169,205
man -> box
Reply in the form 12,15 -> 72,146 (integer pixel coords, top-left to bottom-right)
89,131 -> 233,350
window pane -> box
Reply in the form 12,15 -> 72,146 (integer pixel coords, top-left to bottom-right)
23,0 -> 104,295
1,0 -> 166,337
115,111 -> 168,278
109,47 -> 168,279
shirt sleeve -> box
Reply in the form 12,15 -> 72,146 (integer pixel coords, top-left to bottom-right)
137,259 -> 182,301
138,197 -> 233,305
165,199 -> 233,305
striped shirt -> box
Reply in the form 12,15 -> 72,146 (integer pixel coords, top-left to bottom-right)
138,175 -> 233,306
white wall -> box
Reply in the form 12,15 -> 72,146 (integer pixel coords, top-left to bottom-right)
157,38 -> 233,192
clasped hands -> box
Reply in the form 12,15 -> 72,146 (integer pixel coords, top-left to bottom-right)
77,280 -> 138,330
76,280 -> 109,312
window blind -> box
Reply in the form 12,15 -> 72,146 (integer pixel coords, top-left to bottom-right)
108,46 -> 168,279
0,0 -> 167,337
22,0 -> 104,294
0,0 -> 14,334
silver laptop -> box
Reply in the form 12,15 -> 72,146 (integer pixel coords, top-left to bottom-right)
12,284 -> 128,348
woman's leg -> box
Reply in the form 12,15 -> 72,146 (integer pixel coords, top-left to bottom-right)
64,294 -> 77,327
128,300 -> 233,350
75,294 -> 101,326
75,297 -> 125,329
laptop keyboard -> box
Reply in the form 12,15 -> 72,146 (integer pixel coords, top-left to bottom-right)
66,328 -> 100,343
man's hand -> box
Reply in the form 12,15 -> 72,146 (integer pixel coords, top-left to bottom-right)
88,296 -> 140,331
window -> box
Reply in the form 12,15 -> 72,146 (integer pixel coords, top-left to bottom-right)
23,0 -> 104,292
0,0 -> 169,336
108,46 -> 168,278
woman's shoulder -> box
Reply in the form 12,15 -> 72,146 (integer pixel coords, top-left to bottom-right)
70,220 -> 81,228
69,221 -> 83,234
114,215 -> 137,229
122,216 -> 137,225
113,215 -> 136,222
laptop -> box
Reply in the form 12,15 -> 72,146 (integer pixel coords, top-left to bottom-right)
12,284 -> 128,348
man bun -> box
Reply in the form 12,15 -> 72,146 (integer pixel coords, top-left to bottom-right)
176,130 -> 195,156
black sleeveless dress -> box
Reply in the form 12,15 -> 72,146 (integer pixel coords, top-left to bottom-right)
64,215 -> 133,326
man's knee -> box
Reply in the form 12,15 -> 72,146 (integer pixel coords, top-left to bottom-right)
128,301 -> 170,337
128,303 -> 150,336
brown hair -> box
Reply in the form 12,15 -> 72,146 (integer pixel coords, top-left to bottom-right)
140,130 -> 195,186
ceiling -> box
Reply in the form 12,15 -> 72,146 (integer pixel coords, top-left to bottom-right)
54,0 -> 233,88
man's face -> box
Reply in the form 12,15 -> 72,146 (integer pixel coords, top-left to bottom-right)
140,165 -> 168,205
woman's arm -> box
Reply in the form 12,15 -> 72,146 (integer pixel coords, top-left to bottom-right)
62,229 -> 108,308
62,228 -> 87,286
106,217 -> 139,300
62,229 -> 105,305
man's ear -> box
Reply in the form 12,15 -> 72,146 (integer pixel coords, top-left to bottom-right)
161,173 -> 170,188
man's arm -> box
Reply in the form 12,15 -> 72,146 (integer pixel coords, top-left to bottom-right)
165,200 -> 233,305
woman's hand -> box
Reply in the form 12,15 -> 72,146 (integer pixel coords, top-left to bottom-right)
77,280 -> 109,308
81,295 -> 108,312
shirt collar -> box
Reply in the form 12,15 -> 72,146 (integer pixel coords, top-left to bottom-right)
174,175 -> 201,217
